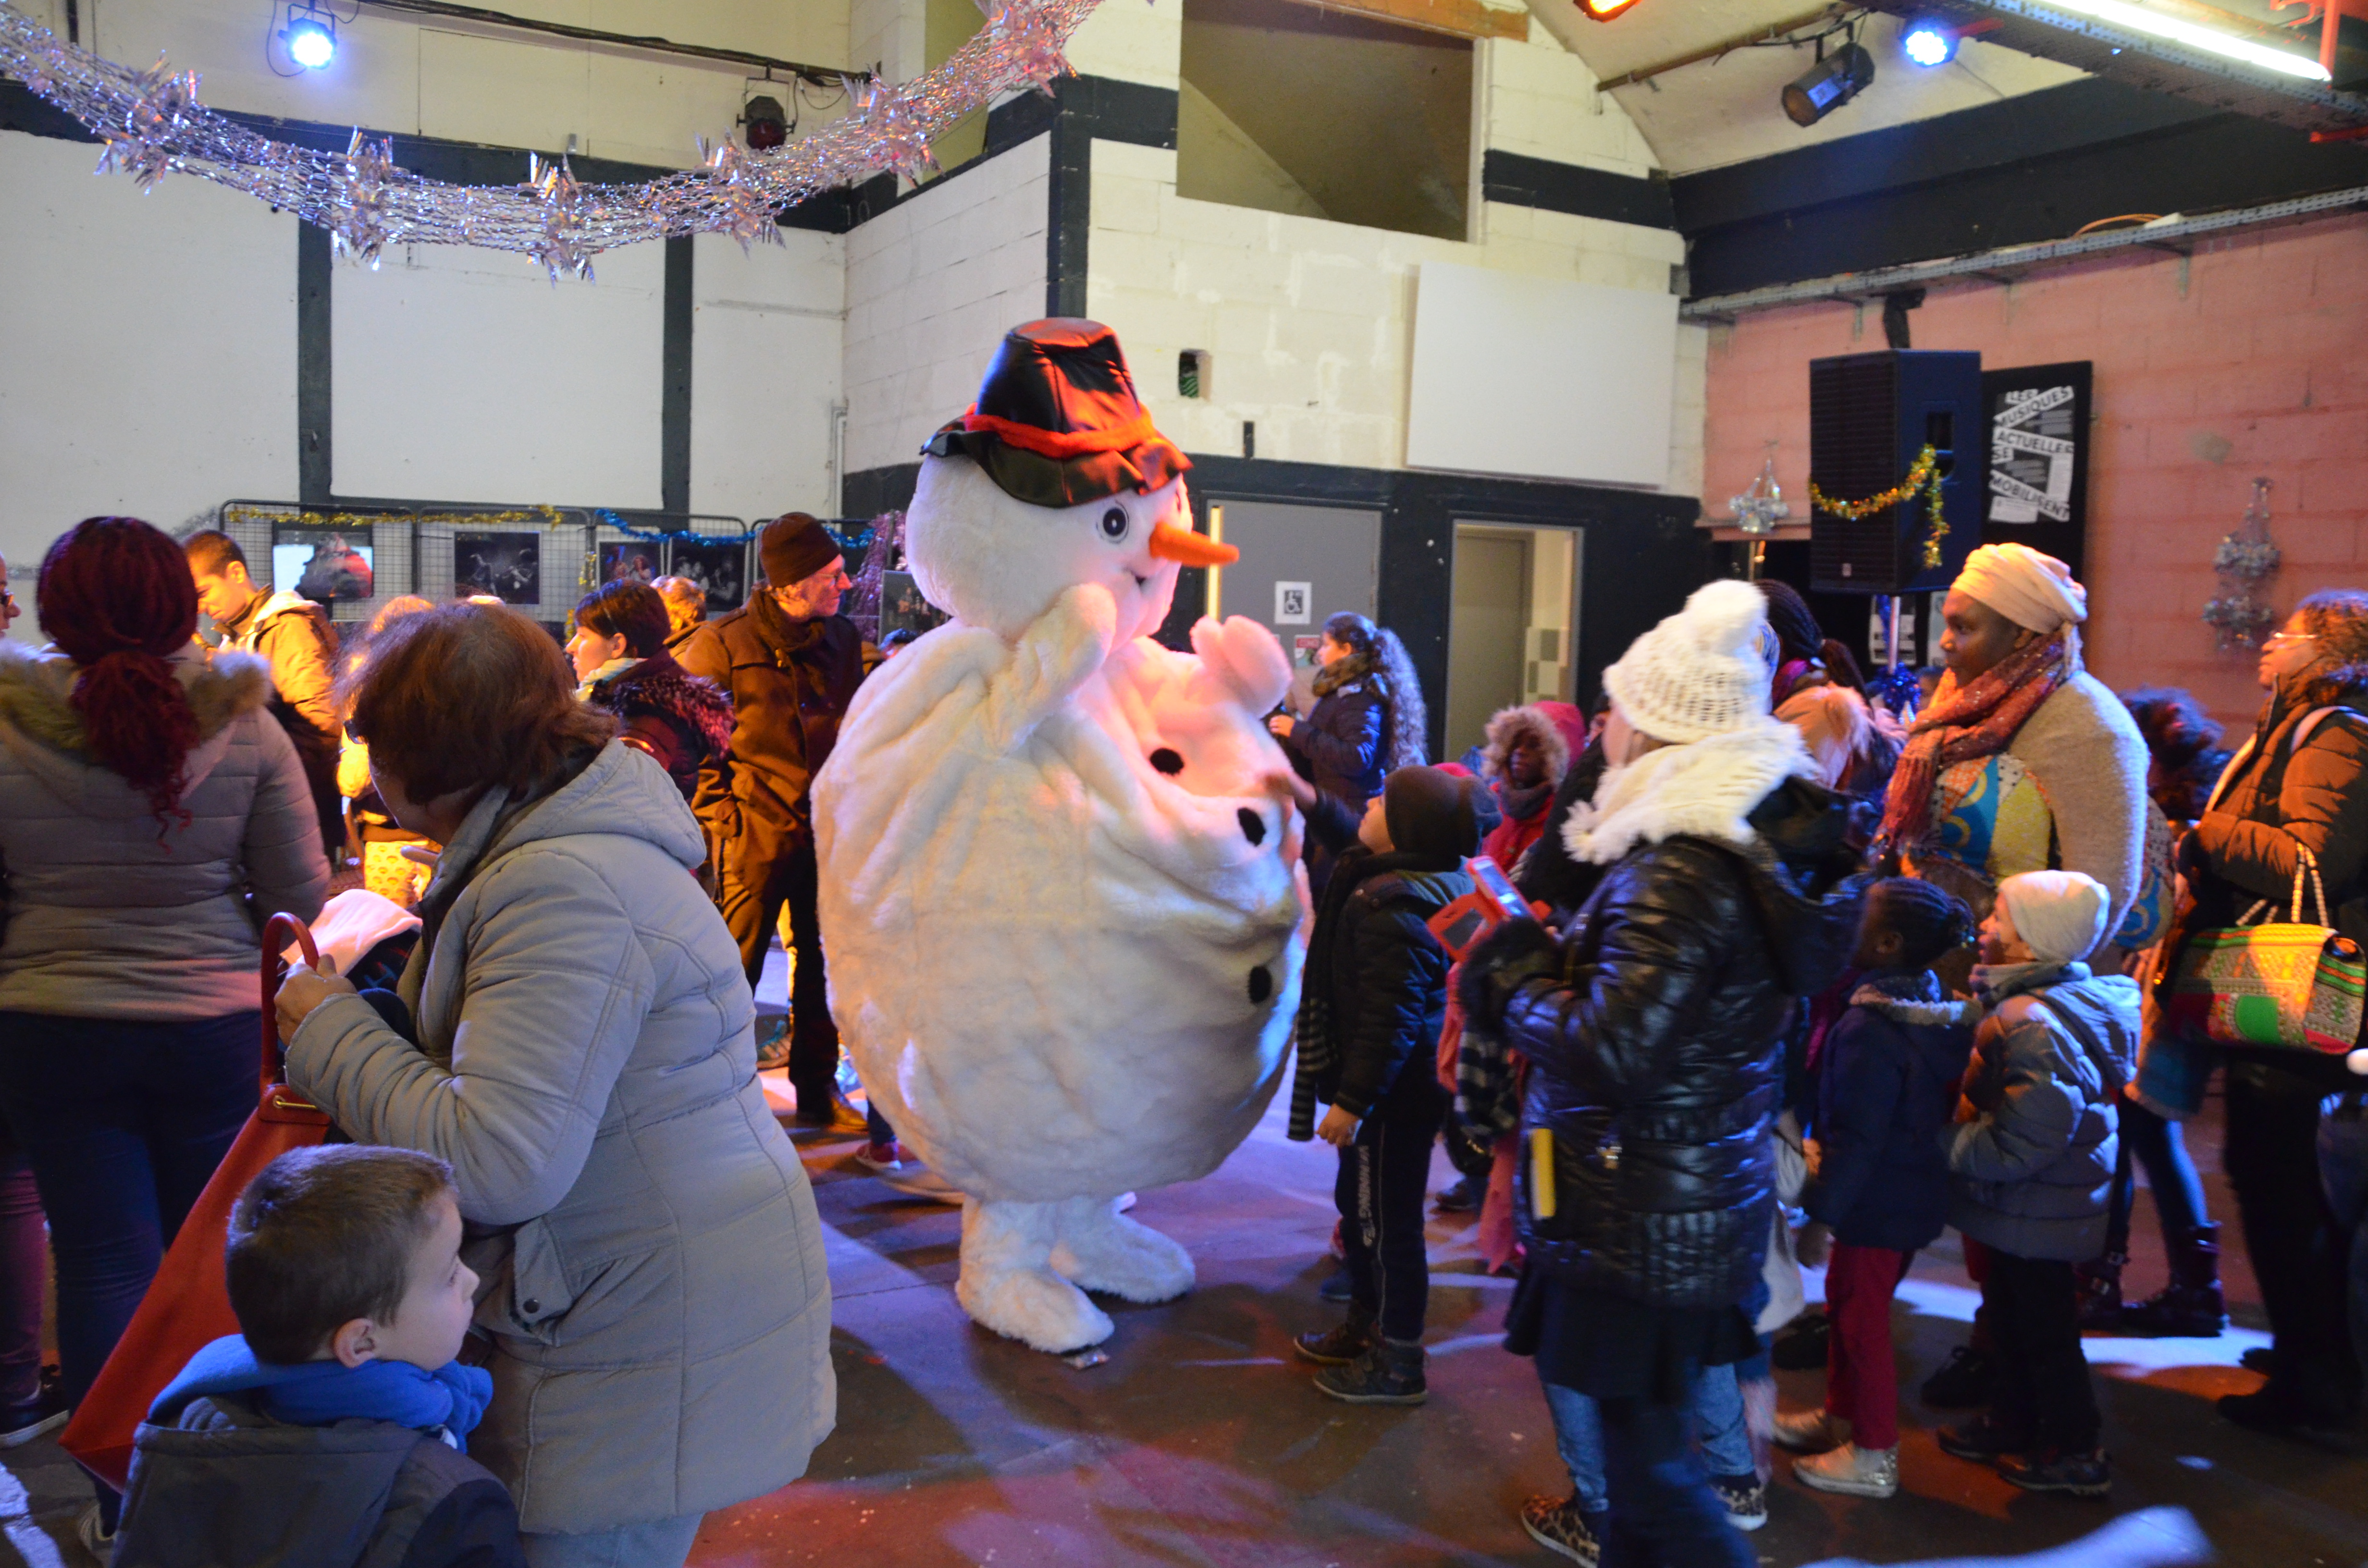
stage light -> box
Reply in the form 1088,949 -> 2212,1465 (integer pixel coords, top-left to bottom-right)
1783,41 -> 1875,125
741,94 -> 789,150
1902,19 -> 1958,65
281,4 -> 337,69
1577,0 -> 1647,19
2032,0 -> 2329,80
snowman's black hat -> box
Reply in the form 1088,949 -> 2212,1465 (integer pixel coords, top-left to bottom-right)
922,318 -> 1190,510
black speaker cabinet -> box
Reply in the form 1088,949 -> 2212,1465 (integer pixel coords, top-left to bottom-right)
1809,349 -> 1985,595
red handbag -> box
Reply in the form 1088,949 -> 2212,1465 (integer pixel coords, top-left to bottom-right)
60,913 -> 334,1490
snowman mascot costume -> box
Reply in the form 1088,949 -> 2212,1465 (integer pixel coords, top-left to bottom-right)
813,320 -> 1306,1353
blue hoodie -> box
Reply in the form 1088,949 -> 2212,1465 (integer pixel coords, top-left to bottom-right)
1806,970 -> 1979,1252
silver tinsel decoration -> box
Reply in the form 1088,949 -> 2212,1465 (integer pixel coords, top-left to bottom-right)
0,0 -> 1091,281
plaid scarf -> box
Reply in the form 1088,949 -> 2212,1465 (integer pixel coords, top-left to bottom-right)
1877,631 -> 2071,857
1454,1014 -> 1522,1139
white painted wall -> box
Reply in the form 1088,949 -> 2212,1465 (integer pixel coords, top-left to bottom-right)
842,134 -> 1049,477
0,130 -> 297,635
691,230 -> 847,522
333,241 -> 667,506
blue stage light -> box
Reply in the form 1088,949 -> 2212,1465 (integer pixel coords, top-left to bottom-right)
282,6 -> 337,69
1902,20 -> 1958,66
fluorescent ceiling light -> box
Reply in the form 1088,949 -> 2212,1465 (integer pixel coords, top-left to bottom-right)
2032,0 -> 2331,80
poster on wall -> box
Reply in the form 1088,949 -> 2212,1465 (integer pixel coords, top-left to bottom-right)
665,539 -> 748,613
600,541 -> 661,587
879,570 -> 951,641
272,526 -> 374,604
1981,361 -> 2089,584
453,532 -> 541,605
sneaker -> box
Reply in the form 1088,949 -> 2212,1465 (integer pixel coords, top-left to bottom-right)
1998,1447 -> 2111,1496
78,1503 -> 116,1558
1519,1494 -> 1607,1566
1710,1473 -> 1769,1529
1770,1310 -> 1831,1372
877,1162 -> 964,1203
1433,1173 -> 1485,1214
0,1366 -> 65,1449
1317,1264 -> 1355,1303
2117,1282 -> 2224,1337
753,1018 -> 791,1070
1920,1344 -> 1995,1409
1772,1407 -> 1844,1453
1793,1442 -> 1899,1499
1294,1306 -> 1377,1366
1313,1337 -> 1427,1405
1937,1413 -> 2031,1464
853,1140 -> 906,1173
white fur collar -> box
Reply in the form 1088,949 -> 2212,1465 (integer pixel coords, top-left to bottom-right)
1562,716 -> 1813,866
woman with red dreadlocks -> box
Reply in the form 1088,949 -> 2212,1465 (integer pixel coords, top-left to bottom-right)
1877,541 -> 2149,1412
0,518 -> 327,1545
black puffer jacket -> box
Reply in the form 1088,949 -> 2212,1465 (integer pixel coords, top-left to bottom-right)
1477,777 -> 1864,1308
1286,678 -> 1389,808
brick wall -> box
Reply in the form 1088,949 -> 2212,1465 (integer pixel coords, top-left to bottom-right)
842,135 -> 1050,476
1701,213 -> 2368,730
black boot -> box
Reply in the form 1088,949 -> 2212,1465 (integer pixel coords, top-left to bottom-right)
1770,1309 -> 1831,1372
2118,1224 -> 2225,1336
1921,1344 -> 1996,1409
1314,1336 -> 1428,1404
2073,1252 -> 2124,1331
1294,1303 -> 1377,1366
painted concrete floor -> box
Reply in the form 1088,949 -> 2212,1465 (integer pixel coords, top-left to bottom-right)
4,988 -> 2362,1564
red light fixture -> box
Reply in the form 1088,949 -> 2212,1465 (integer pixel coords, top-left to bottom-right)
1578,0 -> 1646,17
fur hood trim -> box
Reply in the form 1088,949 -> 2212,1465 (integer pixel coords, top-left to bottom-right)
596,658 -> 736,756
1481,703 -> 1578,786
1850,979 -> 1981,1028
1563,715 -> 1813,866
0,640 -> 272,756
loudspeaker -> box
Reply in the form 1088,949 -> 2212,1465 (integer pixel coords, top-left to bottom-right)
1809,349 -> 1984,595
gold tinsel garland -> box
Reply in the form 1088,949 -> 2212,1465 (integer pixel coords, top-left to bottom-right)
1807,443 -> 1950,569
225,505 -> 567,531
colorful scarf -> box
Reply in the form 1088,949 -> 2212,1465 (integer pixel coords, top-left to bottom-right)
1877,632 -> 2072,856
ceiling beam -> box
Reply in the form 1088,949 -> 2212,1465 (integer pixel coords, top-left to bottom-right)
1269,0 -> 1529,42
1596,5 -> 1852,92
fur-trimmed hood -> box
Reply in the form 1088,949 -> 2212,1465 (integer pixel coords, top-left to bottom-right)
1850,968 -> 1982,1029
1562,714 -> 1814,866
0,640 -> 273,758
1480,701 -> 1586,787
590,651 -> 736,758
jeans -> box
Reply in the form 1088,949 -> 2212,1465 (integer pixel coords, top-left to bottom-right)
1596,1394 -> 1753,1568
1986,1250 -> 2099,1452
1335,1079 -> 1444,1343
0,1010 -> 257,1409
0,1130 -> 44,1408
521,1513 -> 704,1568
1542,1363 -> 1759,1510
717,840 -> 839,1105
2103,1094 -> 2211,1256
2224,1063 -> 2356,1398
1825,1243 -> 1912,1449
2317,1098 -> 2367,1387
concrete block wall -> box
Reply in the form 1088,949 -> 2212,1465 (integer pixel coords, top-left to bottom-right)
1701,213 -> 2368,729
843,135 -> 1051,476
1477,32 -> 1657,181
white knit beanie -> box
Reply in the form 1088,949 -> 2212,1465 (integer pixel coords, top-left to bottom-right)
1601,579 -> 1775,744
1997,870 -> 2112,964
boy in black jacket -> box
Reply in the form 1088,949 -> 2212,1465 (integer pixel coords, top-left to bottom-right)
1270,764 -> 1479,1406
112,1146 -> 524,1568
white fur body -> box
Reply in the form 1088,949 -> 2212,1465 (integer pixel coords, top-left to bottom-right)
812,456 -> 1304,1348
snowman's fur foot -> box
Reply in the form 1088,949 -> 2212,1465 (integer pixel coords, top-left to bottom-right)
1049,1194 -> 1196,1304
956,1197 -> 1116,1353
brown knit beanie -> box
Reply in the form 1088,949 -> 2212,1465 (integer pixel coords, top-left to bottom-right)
759,513 -> 840,590
1383,765 -> 1478,868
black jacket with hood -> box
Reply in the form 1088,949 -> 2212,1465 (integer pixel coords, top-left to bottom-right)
1803,970 -> 1978,1251
1469,772 -> 1865,1309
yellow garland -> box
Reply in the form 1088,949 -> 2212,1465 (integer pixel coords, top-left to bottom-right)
1807,443 -> 1950,569
224,504 -> 568,531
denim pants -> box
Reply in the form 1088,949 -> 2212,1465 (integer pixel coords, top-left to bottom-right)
521,1513 -> 704,1568
1596,1394 -> 1753,1568
0,1129 -> 44,1409
2317,1099 -> 2368,1386
1543,1363 -> 1759,1511
0,1010 -> 257,1409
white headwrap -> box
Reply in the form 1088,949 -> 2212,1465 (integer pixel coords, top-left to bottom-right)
1953,543 -> 2087,634
1998,870 -> 2111,965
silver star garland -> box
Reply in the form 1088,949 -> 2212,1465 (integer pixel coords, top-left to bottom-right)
0,0 -> 1104,276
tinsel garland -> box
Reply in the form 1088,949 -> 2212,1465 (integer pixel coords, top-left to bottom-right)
0,0 -> 1100,280
1809,443 -> 1949,569
226,502 -> 564,530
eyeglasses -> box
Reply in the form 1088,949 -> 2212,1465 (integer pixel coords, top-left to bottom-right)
2266,630 -> 2318,646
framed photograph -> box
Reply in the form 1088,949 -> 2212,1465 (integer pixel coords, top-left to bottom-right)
452,532 -> 541,605
599,541 -> 662,588
879,569 -> 951,641
271,525 -> 374,604
1982,361 -> 2090,584
666,538 -> 748,613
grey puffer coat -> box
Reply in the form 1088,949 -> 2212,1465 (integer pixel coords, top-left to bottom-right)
286,740 -> 834,1534
1945,960 -> 2140,1262
0,641 -> 327,1020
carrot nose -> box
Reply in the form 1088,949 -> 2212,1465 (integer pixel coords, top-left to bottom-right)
1148,520 -> 1238,567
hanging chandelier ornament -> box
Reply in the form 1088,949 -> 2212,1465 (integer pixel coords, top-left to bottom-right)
0,0 -> 1108,276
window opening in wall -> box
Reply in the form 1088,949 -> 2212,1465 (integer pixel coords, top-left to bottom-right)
1178,0 -> 1471,240
1180,349 -> 1210,399
921,0 -> 988,177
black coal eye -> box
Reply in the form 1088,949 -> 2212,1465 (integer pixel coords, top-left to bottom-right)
1099,506 -> 1130,542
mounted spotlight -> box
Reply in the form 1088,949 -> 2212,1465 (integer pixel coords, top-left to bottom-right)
280,3 -> 337,70
1783,41 -> 1875,125
1900,18 -> 1958,66
1577,0 -> 1648,19
741,94 -> 789,150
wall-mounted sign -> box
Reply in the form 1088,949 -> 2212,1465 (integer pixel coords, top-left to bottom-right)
1274,581 -> 1312,625
1981,361 -> 2089,583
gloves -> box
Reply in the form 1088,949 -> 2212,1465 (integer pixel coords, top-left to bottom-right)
1456,915 -> 1563,1033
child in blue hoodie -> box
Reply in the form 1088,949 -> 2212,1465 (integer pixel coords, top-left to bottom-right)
112,1145 -> 523,1568
1775,878 -> 1978,1500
